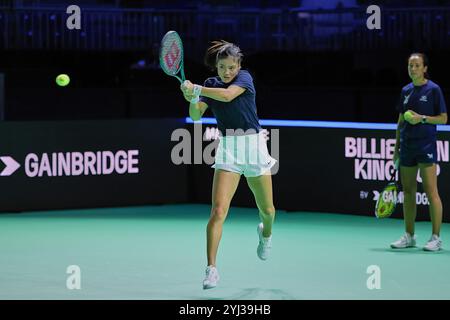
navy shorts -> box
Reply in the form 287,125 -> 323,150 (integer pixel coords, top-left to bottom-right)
400,137 -> 437,167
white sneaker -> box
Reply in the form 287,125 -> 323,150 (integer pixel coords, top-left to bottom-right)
390,233 -> 416,249
257,223 -> 272,260
203,265 -> 219,290
423,234 -> 442,252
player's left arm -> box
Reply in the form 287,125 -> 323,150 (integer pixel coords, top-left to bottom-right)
199,85 -> 246,102
410,87 -> 448,125
182,80 -> 246,103
423,113 -> 448,125
425,86 -> 448,124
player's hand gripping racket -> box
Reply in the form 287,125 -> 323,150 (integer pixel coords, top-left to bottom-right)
159,31 -> 186,84
375,161 -> 399,218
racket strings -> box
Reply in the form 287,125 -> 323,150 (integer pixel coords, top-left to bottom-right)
161,37 -> 182,74
376,185 -> 398,218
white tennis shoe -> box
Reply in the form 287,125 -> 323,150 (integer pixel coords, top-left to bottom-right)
203,265 -> 219,290
390,233 -> 416,248
257,223 -> 272,260
423,234 -> 442,252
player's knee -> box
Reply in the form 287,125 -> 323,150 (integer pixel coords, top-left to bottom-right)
403,187 -> 416,196
210,205 -> 228,222
261,206 -> 276,217
425,189 -> 440,203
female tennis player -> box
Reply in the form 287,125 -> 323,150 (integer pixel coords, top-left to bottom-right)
391,53 -> 447,251
180,40 -> 277,289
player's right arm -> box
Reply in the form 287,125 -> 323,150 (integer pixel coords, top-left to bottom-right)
189,100 -> 208,121
393,113 -> 404,166
181,81 -> 208,121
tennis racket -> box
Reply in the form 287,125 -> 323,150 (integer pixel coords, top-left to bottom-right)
375,165 -> 399,218
159,31 -> 186,84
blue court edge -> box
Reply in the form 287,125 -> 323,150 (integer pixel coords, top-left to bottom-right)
185,117 -> 450,131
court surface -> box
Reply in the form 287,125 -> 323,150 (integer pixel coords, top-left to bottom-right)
1,204 -> 449,300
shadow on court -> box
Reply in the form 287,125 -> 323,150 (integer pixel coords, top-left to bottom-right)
369,248 -> 447,255
195,288 -> 296,300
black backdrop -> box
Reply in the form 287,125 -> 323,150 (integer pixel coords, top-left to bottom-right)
0,119 -> 187,212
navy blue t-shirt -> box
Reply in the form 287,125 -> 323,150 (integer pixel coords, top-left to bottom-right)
199,70 -> 262,135
396,80 -> 447,140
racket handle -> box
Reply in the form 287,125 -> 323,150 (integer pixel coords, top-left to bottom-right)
394,159 -> 400,170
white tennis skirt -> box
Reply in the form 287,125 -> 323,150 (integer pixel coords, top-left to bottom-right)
212,130 -> 277,177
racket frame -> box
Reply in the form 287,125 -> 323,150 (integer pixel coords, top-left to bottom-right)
375,167 -> 399,218
159,31 -> 186,84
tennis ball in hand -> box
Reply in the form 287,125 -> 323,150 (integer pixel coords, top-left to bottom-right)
56,74 -> 70,87
404,111 -> 413,122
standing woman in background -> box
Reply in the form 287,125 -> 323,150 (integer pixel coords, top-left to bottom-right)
180,40 -> 277,289
391,53 -> 447,251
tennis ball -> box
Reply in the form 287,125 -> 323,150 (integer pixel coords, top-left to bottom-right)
56,74 -> 70,87
404,111 -> 413,122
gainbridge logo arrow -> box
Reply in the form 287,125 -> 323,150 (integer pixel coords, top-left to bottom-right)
0,156 -> 21,176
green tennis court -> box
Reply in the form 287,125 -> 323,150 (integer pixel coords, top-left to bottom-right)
0,204 -> 449,300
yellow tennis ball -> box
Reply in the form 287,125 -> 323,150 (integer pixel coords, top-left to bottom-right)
404,111 -> 413,122
56,74 -> 70,87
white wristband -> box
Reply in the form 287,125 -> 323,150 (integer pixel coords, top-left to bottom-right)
190,84 -> 201,104
192,84 -> 202,97
190,96 -> 199,104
